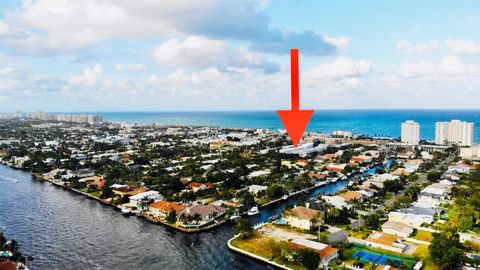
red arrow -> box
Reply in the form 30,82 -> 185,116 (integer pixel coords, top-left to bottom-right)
277,49 -> 314,148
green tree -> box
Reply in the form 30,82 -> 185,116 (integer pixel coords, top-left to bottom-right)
100,186 -> 114,199
294,248 -> 320,270
166,210 -> 177,224
234,218 -> 253,238
429,233 -> 463,270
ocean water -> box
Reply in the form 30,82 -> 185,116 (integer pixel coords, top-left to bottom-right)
89,110 -> 480,143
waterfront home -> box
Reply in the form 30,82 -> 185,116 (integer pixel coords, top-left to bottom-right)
323,195 -> 351,210
349,155 -> 372,164
326,164 -> 346,173
381,221 -> 414,238
188,182 -> 214,192
178,204 -> 227,224
288,238 -> 338,267
111,185 -> 148,197
129,191 -> 164,206
149,201 -> 186,217
284,206 -> 321,230
248,185 -> 268,195
79,176 -> 105,189
339,191 -> 364,203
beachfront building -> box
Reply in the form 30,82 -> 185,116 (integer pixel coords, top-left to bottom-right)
401,120 -> 420,145
435,120 -> 474,146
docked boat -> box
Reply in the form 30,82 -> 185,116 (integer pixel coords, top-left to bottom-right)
230,214 -> 241,221
247,206 -> 259,216
282,194 -> 288,200
121,208 -> 131,215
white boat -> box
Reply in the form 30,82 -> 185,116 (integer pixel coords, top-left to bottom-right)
121,208 -> 131,215
282,195 -> 288,200
230,214 -> 240,221
247,206 -> 259,216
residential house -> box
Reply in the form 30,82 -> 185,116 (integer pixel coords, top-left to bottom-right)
178,204 -> 227,224
79,176 -> 105,189
111,185 -> 148,197
388,207 -> 439,227
284,206 -> 321,230
381,221 -> 414,238
248,185 -> 268,195
288,238 -> 339,267
149,201 -> 186,217
323,195 -> 351,210
129,191 -> 164,206
188,182 -> 214,192
459,232 -> 480,244
339,191 -> 364,203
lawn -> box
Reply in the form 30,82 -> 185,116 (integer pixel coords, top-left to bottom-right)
412,230 -> 433,242
230,235 -> 303,270
412,244 -> 429,258
231,234 -> 275,258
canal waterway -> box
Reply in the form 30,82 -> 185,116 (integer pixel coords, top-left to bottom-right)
0,162 -> 387,269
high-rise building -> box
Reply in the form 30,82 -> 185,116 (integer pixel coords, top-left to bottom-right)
401,120 -> 420,145
435,120 -> 474,146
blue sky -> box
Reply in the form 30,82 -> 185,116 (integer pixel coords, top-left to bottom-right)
0,0 -> 479,112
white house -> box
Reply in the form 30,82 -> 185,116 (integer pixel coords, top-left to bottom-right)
129,191 -> 163,206
381,220 -> 414,237
285,206 -> 321,230
248,185 -> 268,195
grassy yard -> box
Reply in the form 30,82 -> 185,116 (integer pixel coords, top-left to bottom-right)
231,234 -> 275,258
412,230 -> 433,242
412,244 -> 429,258
230,235 -> 303,270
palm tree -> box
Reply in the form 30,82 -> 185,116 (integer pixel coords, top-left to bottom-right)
193,213 -> 202,225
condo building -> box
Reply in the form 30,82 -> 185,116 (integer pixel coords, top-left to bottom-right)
401,120 -> 420,145
435,120 -> 474,146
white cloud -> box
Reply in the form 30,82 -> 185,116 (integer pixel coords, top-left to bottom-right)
446,39 -> 480,56
152,36 -> 280,73
65,64 -> 103,89
302,57 -> 372,83
152,36 -> 227,68
395,40 -> 439,55
1,0 -> 345,56
114,64 -> 147,72
384,56 -> 480,84
322,34 -> 350,51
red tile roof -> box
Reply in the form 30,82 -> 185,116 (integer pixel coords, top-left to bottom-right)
0,260 -> 17,270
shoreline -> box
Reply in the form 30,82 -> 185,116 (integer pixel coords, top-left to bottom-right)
1,159 -> 380,234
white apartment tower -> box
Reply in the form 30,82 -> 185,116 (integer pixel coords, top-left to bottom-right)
435,120 -> 474,146
401,120 -> 420,145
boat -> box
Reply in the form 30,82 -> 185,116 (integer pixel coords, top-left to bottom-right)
282,194 -> 288,200
247,206 -> 259,216
121,208 -> 131,215
230,212 -> 241,221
